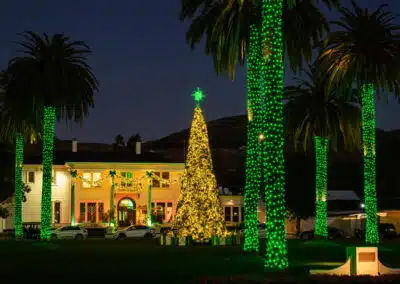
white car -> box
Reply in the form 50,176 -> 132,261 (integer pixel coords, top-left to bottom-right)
51,226 -> 88,240
115,225 -> 155,240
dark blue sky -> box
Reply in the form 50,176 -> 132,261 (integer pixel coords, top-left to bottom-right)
1,0 -> 399,143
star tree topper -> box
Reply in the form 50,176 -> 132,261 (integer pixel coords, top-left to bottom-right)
192,88 -> 205,107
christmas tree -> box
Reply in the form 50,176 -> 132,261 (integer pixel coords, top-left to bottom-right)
173,88 -> 226,240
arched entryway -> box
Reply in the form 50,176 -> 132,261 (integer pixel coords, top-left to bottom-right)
117,198 -> 136,227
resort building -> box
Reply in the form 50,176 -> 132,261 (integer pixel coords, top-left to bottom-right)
1,140 -> 252,230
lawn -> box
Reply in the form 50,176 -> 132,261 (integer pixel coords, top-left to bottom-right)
1,239 -> 400,283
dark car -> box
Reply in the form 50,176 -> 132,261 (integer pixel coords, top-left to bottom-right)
355,223 -> 397,240
300,227 -> 345,240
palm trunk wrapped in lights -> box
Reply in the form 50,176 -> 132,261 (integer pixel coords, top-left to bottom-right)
146,171 -> 153,227
244,24 -> 263,252
109,170 -> 117,227
261,0 -> 288,270
14,132 -> 24,238
40,106 -> 56,240
70,170 -> 78,225
361,83 -> 379,244
314,136 -> 328,238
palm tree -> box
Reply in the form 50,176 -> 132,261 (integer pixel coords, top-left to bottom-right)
284,62 -> 361,238
0,69 -> 42,238
8,31 -> 99,239
180,0 -> 340,262
320,2 -> 400,244
113,134 -> 125,152
127,134 -> 141,152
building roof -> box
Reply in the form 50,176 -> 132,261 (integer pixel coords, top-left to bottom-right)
327,190 -> 360,201
24,150 -> 178,165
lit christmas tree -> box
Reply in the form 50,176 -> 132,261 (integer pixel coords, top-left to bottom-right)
173,88 -> 226,241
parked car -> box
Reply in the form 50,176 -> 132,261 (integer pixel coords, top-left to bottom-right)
22,222 -> 41,239
355,223 -> 397,240
300,227 -> 345,240
115,225 -> 155,240
51,226 -> 88,240
228,223 -> 266,238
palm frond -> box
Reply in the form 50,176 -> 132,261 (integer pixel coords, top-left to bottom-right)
320,1 -> 400,99
8,31 -> 99,126
284,60 -> 361,152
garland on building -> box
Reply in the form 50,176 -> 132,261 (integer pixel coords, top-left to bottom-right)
68,168 -> 182,227
173,89 -> 226,241
68,169 -> 181,193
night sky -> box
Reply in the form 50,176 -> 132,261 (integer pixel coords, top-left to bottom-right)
0,0 -> 399,143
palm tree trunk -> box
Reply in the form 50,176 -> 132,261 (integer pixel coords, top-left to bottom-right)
361,83 -> 379,244
261,0 -> 288,270
40,106 -> 56,240
243,24 -> 262,252
14,132 -> 24,238
314,136 -> 328,238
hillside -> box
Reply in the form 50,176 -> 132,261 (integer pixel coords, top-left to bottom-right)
143,115 -> 400,199
3,115 -> 400,201
143,115 -> 247,151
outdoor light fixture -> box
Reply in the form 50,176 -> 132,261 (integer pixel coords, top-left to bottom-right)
259,134 -> 264,141
361,203 -> 365,209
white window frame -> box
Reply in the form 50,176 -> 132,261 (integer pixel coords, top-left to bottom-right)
26,171 -> 35,184
52,201 -> 62,224
52,169 -> 57,185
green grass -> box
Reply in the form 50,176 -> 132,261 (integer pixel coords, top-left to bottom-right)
2,239 -> 400,283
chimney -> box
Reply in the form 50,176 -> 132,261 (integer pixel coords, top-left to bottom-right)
72,138 -> 77,153
135,134 -> 141,155
135,141 -> 141,155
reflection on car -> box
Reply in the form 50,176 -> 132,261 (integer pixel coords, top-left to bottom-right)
300,227 -> 345,240
115,225 -> 155,240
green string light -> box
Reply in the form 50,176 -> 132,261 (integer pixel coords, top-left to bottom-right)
14,132 -> 24,238
361,83 -> 379,244
314,136 -> 328,238
261,0 -> 288,270
70,170 -> 78,225
109,170 -> 117,227
244,24 -> 263,252
40,106 -> 56,240
146,171 -> 153,227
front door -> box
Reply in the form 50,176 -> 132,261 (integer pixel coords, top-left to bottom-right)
118,198 -> 136,227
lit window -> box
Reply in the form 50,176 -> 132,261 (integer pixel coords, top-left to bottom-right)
87,203 -> 97,223
232,207 -> 239,222
152,172 -> 160,188
52,169 -> 57,184
53,201 -> 61,224
120,172 -> 133,187
161,172 -> 170,188
166,202 -> 173,222
79,203 -> 86,222
83,172 -> 101,188
27,171 -> 35,184
225,207 -> 232,222
152,172 -> 170,188
98,202 -> 104,223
